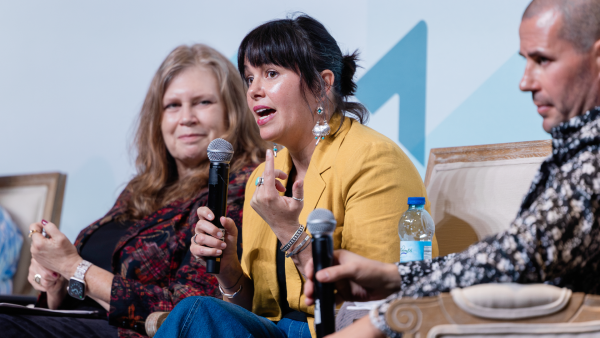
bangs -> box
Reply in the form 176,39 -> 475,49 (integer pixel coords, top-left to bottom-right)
237,20 -> 312,76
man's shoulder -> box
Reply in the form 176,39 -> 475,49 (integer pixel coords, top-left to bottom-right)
559,146 -> 600,192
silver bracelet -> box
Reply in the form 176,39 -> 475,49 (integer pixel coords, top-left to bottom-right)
285,233 -> 311,258
219,284 -> 243,299
280,224 -> 305,252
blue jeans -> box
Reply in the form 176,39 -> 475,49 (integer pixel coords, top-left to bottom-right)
155,297 -> 312,338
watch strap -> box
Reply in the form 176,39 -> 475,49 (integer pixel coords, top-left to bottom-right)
74,260 -> 92,281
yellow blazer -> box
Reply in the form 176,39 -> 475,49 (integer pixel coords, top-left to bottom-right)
241,115 -> 439,337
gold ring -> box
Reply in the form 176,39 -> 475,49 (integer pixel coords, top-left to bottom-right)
28,229 -> 38,238
34,274 -> 42,284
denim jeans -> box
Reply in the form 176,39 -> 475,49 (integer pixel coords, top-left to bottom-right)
155,297 -> 312,338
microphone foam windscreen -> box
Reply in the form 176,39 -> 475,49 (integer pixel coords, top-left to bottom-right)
307,208 -> 337,235
207,138 -> 234,163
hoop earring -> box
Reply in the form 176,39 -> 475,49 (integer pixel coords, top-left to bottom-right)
312,105 -> 330,145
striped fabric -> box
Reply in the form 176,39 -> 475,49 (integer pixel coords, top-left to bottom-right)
0,206 -> 23,295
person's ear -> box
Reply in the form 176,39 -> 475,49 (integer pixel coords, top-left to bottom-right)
593,39 -> 600,78
320,70 -> 335,95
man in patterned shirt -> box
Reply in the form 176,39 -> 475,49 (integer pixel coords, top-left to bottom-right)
303,0 -> 600,337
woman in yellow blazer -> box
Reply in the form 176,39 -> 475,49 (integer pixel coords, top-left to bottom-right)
155,14 -> 437,338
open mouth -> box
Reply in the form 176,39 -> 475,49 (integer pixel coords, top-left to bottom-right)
255,107 -> 277,126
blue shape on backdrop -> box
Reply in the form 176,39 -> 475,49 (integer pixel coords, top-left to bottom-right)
356,21 -> 427,164
426,53 -> 550,151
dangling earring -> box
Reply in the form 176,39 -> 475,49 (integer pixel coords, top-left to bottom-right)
273,143 -> 278,157
312,105 -> 330,145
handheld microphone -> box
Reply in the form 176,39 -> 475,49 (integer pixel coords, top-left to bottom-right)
205,138 -> 234,274
307,209 -> 336,337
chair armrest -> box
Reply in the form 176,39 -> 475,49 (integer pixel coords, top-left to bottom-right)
145,311 -> 170,337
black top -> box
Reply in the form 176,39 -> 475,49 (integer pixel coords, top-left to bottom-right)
276,176 -> 308,322
61,220 -> 132,316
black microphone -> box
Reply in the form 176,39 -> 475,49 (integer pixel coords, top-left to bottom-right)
205,138 -> 234,274
307,209 -> 337,337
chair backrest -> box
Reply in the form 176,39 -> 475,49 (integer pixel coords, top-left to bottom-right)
0,172 -> 66,295
424,140 -> 551,256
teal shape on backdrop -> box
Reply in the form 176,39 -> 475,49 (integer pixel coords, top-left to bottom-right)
426,53 -> 550,152
356,20 -> 428,164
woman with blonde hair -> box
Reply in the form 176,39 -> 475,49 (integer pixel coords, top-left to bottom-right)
0,44 -> 265,337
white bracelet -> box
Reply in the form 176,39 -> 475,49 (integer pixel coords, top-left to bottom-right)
280,224 -> 305,252
285,233 -> 312,258
219,284 -> 243,299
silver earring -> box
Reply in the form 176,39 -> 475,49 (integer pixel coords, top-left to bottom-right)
312,106 -> 330,145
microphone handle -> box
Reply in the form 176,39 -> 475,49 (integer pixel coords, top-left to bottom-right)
205,162 -> 229,274
312,234 -> 335,337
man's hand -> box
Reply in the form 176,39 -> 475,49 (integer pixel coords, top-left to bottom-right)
304,249 -> 401,306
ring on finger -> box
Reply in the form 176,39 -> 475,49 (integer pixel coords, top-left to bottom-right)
34,274 -> 42,284
292,196 -> 304,202
255,177 -> 264,186
192,234 -> 200,245
28,229 -> 39,238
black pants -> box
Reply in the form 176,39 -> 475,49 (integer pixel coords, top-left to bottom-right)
0,314 -> 118,338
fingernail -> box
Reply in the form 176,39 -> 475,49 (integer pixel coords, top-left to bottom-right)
217,231 -> 223,238
216,250 -> 222,255
41,220 -> 48,225
53,272 -> 58,277
208,214 -> 214,220
221,242 -> 226,249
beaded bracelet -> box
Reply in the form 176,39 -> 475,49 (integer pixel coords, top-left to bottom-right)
285,233 -> 312,258
280,224 -> 305,252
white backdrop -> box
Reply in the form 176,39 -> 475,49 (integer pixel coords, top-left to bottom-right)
0,0 -> 546,242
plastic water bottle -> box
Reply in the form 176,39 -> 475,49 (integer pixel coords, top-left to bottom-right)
398,197 -> 435,262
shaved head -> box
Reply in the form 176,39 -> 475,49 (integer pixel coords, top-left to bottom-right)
523,0 -> 600,52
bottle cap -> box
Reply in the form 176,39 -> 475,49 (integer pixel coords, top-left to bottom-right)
407,197 -> 426,205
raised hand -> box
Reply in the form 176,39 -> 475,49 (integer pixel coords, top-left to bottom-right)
250,149 -> 304,231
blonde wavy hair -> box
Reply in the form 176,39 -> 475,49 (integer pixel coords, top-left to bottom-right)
121,44 -> 266,220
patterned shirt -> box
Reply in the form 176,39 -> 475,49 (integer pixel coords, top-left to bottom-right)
0,206 -> 22,295
371,108 -> 600,337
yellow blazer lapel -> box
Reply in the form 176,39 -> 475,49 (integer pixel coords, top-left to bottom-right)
298,114 -> 351,225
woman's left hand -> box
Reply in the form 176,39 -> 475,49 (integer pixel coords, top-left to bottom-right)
250,149 -> 304,231
30,221 -> 82,279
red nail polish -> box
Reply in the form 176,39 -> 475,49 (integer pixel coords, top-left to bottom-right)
41,219 -> 48,225
53,272 -> 58,277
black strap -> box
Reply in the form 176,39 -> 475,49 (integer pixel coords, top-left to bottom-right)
275,173 -> 308,323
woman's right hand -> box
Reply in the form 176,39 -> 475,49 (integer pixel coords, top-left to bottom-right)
191,206 -> 241,281
28,258 -> 67,307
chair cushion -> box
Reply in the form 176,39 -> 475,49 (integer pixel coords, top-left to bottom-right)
450,283 -> 572,320
427,157 -> 546,256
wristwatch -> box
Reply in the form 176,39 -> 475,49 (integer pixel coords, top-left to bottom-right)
67,260 -> 92,300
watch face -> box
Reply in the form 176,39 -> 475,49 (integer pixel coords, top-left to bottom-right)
68,279 -> 85,300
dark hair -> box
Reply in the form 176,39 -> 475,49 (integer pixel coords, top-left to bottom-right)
523,0 -> 600,52
237,14 -> 369,131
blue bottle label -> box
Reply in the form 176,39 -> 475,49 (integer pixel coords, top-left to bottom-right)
400,241 -> 432,262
